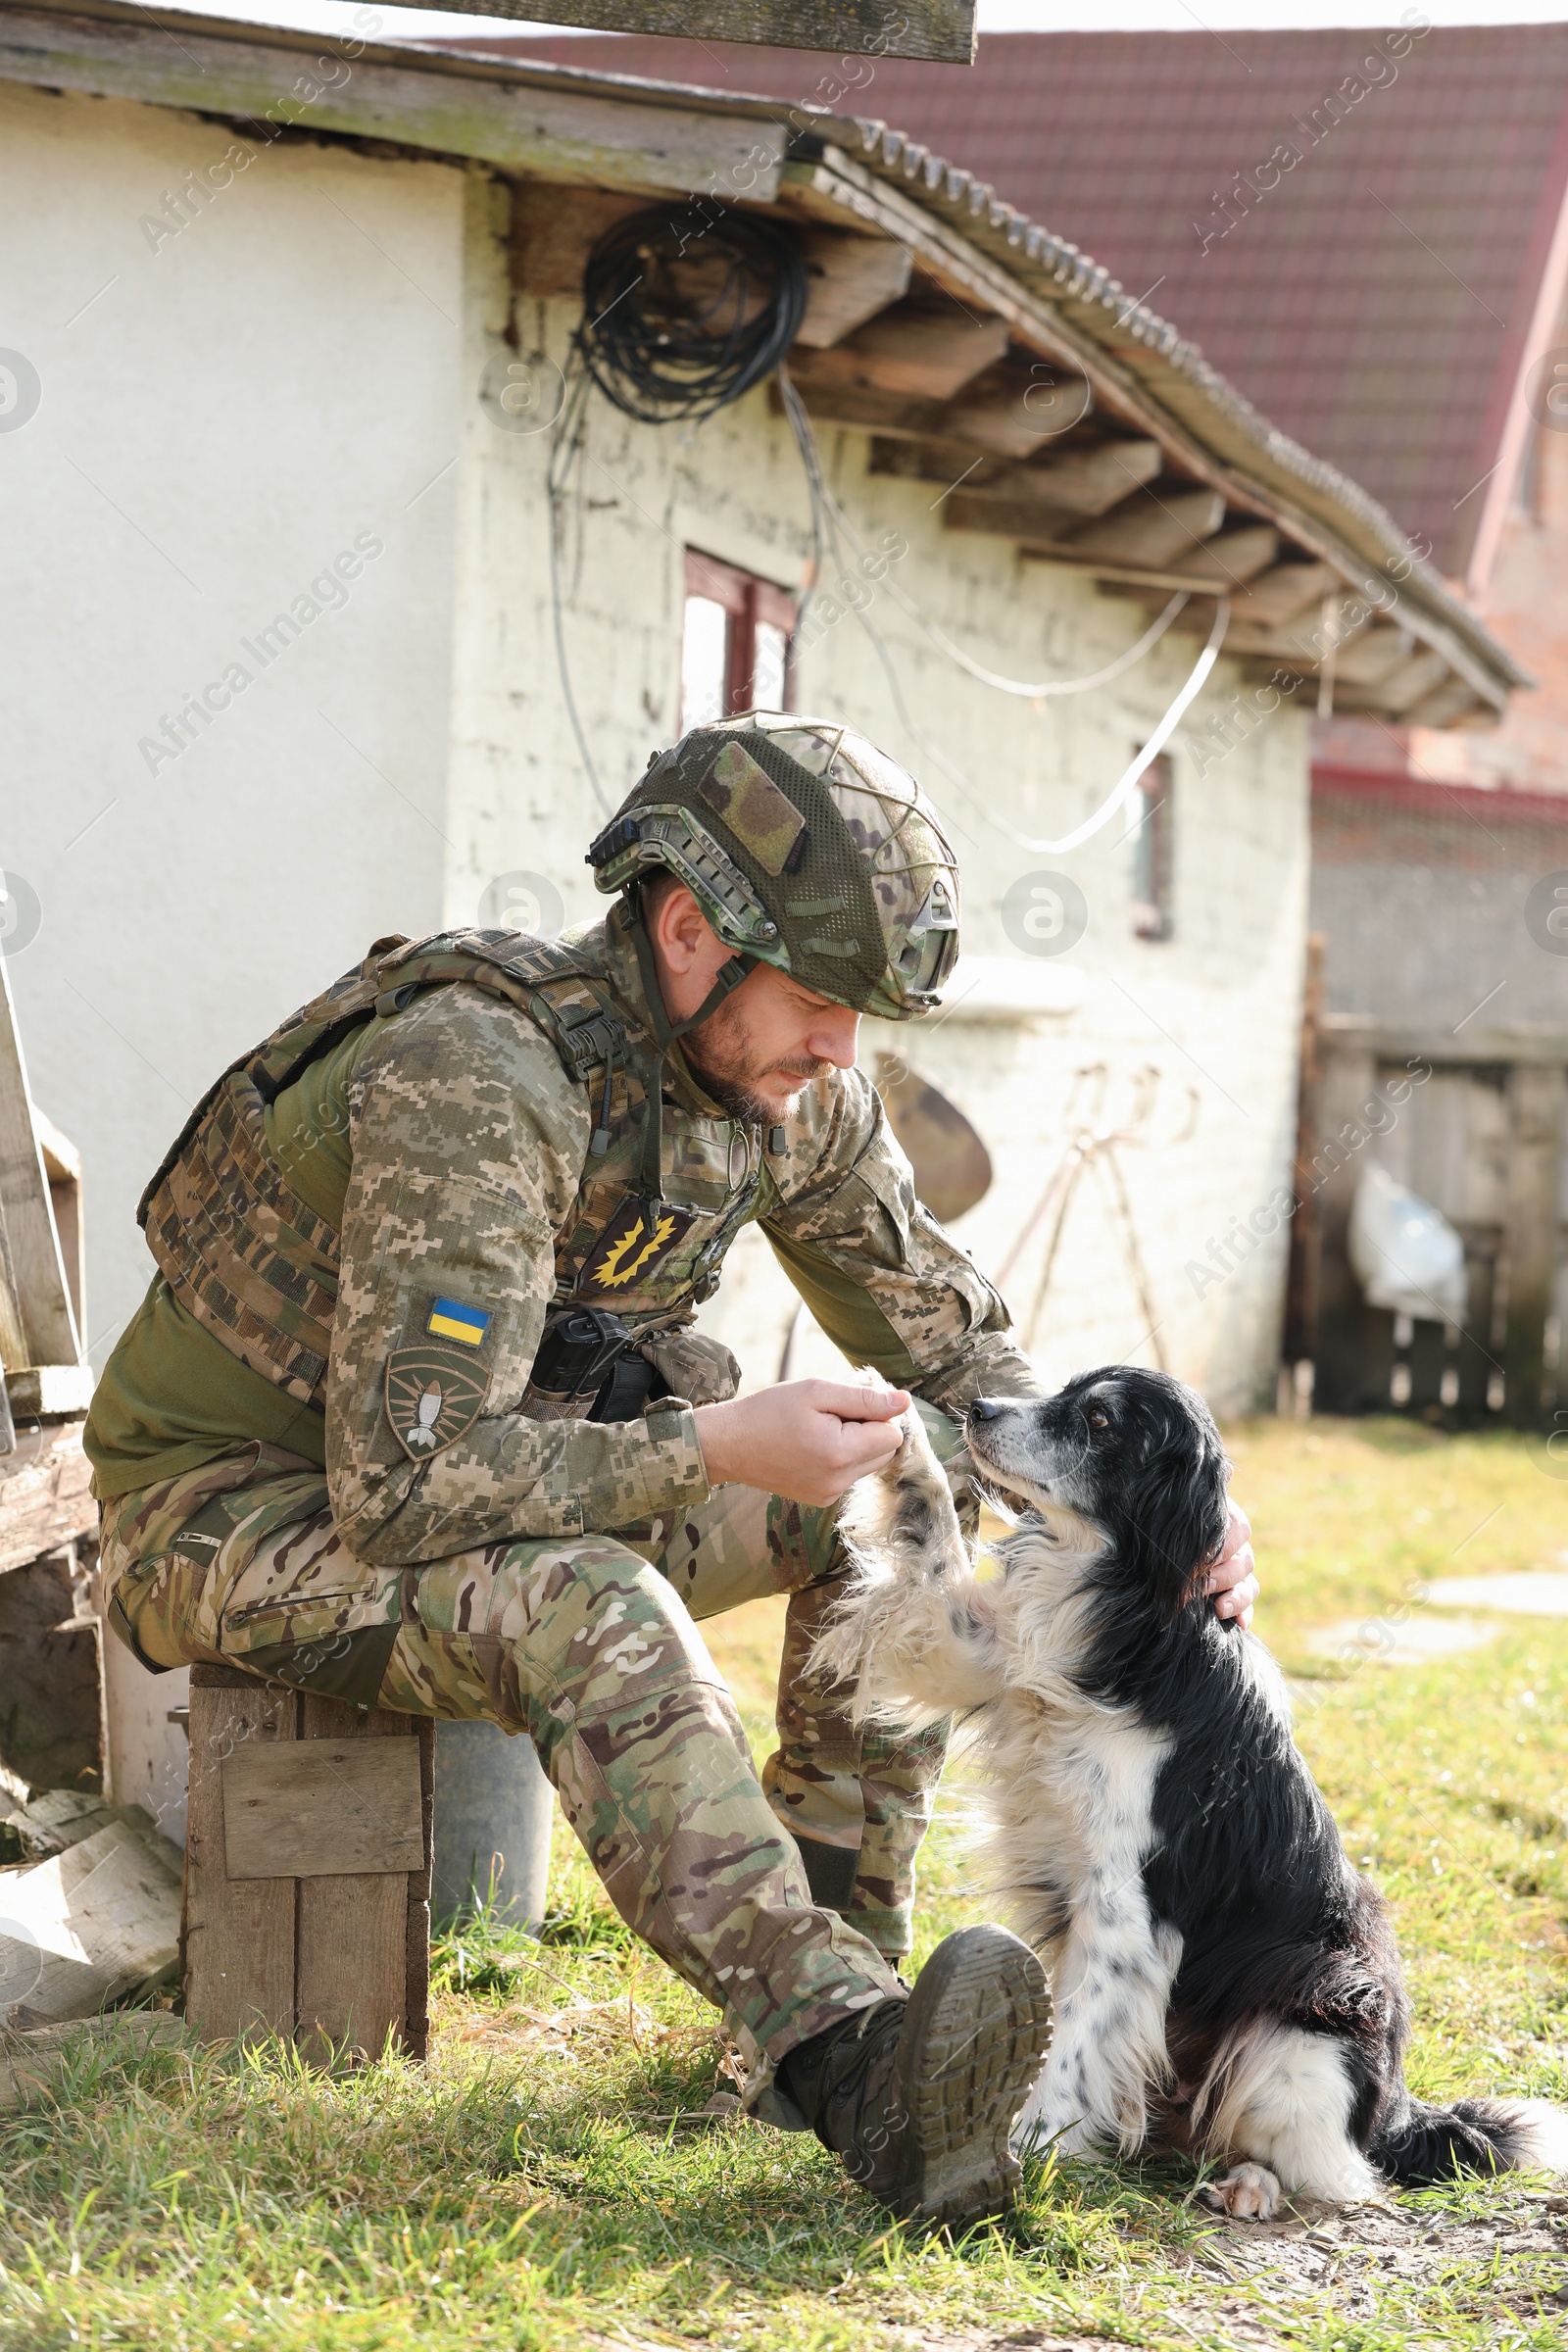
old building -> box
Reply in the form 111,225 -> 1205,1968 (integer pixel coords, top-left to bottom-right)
0,0 -> 1519,1819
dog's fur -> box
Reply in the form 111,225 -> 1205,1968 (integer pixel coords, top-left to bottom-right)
813,1367 -> 1568,2218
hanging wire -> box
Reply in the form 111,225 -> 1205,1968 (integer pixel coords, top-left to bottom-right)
546,352 -> 612,820
777,369 -> 1231,859
778,367 -> 1192,699
579,210 -> 808,424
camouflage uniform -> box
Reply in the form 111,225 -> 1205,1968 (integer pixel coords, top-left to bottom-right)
89,717 -> 1039,2100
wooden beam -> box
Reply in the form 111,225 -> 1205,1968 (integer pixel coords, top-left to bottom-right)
778,148 -> 1513,719
794,228 -> 912,349
0,1425 -> 94,1579
776,365 -> 953,442
1399,672 -> 1482,726
0,4 -> 787,196
799,307 -> 1010,403
1230,562 -> 1342,629
1168,525 -> 1278,589
1333,648 -> 1449,715
1329,624 -> 1416,690
939,440 -> 1164,543
0,953 -> 79,1371
510,184 -> 643,299
1502,1062 -> 1565,1427
378,0 -> 976,62
1225,605 -> 1372,667
1065,488 -> 1226,570
939,362 -> 1094,460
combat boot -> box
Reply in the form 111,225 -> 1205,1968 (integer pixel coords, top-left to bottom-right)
777,1923 -> 1053,2228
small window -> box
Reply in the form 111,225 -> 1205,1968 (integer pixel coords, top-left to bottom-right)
681,550 -> 798,732
1131,754 -> 1173,941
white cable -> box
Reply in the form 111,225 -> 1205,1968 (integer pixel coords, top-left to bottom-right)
778,368 -> 1191,701
899,587 -> 1190,699
1004,594 -> 1232,856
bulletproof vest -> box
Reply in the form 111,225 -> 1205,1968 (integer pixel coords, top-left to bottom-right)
137,924 -> 768,1408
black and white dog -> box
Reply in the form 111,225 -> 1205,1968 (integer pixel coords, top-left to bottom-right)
814,1366 -> 1568,2217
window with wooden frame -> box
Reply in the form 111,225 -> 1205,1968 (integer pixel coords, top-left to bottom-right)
680,550 -> 797,732
1131,754 -> 1174,942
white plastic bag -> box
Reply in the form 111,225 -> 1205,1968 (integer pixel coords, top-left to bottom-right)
1348,1160 -> 1468,1328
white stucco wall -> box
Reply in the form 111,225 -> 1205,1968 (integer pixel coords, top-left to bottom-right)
0,81 -> 465,1821
444,174 -> 1311,1420
0,104 -> 1308,1826
1,81 -> 465,1362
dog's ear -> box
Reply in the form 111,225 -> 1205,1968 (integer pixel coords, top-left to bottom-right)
1119,1401 -> 1230,1620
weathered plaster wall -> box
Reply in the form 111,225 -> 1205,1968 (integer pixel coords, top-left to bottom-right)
0,82 -> 465,1825
444,177 -> 1312,1417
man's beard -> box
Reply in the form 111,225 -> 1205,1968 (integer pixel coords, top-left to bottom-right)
681,996 -> 833,1125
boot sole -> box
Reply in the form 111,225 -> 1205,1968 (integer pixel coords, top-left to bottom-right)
890,1923 -> 1054,2228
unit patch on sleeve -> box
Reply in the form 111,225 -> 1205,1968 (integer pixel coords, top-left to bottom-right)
385,1344 -> 490,1460
579,1198 -> 694,1296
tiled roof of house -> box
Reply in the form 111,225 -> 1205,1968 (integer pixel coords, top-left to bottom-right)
459,25 -> 1568,580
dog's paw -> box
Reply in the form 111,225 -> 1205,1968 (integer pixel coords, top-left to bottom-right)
1199,2163 -> 1281,2222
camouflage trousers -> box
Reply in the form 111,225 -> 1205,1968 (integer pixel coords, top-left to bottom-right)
99,1413 -> 967,2089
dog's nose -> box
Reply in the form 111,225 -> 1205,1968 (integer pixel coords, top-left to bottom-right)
967,1398 -> 1003,1422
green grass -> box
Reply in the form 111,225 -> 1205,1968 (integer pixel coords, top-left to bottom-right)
2,1418 -> 1565,2351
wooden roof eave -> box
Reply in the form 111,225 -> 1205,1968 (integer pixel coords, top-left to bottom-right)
783,141 -> 1523,716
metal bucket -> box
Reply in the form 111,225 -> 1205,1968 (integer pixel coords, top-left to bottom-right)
431,1718 -> 554,1927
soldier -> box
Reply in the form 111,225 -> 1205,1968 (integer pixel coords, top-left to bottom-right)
86,713 -> 1256,2228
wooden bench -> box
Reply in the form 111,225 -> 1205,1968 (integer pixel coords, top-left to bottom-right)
184,1664 -> 434,2059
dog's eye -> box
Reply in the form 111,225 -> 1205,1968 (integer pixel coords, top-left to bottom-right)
1087,1408 -> 1108,1431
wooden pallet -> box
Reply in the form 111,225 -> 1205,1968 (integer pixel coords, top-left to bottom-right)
183,1665 -> 433,2059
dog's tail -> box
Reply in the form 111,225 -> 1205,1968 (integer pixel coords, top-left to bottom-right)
1370,2093 -> 1568,2187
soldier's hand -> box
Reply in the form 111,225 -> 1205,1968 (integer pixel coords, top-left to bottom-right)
695,1380 -> 911,1507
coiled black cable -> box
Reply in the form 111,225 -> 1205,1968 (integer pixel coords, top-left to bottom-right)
577,207 -> 808,424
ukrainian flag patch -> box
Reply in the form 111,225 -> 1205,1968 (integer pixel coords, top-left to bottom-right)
426,1297 -> 491,1348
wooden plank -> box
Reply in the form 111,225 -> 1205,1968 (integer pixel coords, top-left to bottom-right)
381,0 -> 975,59
405,1719 -> 435,2062
1330,624 -> 1416,689
33,1112 -> 84,1344
510,182 -> 646,299
943,437 -> 1162,529
779,364 -> 961,442
778,145 -> 1510,721
0,5 -> 789,197
0,1553 -> 101,1792
1400,682 -> 1494,724
1502,1062 -> 1565,1428
803,307 -> 1009,402
1353,654 -> 1457,714
1308,1045 -> 1385,1415
0,2013 -> 187,2115
1066,488 -> 1226,569
0,954 -> 79,1370
294,1698 -> 419,2060
222,1738 -> 424,1879
1169,525 -> 1278,588
0,1423 -> 94,1576
940,363 -> 1094,460
795,227 -> 912,350
184,1673 -> 298,2043
0,1820 -> 181,2030
1025,439 -> 1162,516
1225,603 -> 1373,666
1229,561 -> 1341,630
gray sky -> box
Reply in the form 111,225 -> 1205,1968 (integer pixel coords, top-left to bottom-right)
191,0 -> 1568,50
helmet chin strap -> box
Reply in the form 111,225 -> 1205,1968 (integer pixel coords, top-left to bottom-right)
628,896 -> 754,1215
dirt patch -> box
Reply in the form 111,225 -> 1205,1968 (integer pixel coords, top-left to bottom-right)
1155,2186 -> 1568,2343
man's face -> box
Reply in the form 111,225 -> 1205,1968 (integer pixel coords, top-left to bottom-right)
646,881 -> 861,1122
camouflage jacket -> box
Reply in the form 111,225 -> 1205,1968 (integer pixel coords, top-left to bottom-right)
135,907 -> 1037,1565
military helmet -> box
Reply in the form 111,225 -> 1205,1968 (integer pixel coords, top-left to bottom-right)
586,712 -> 961,1020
